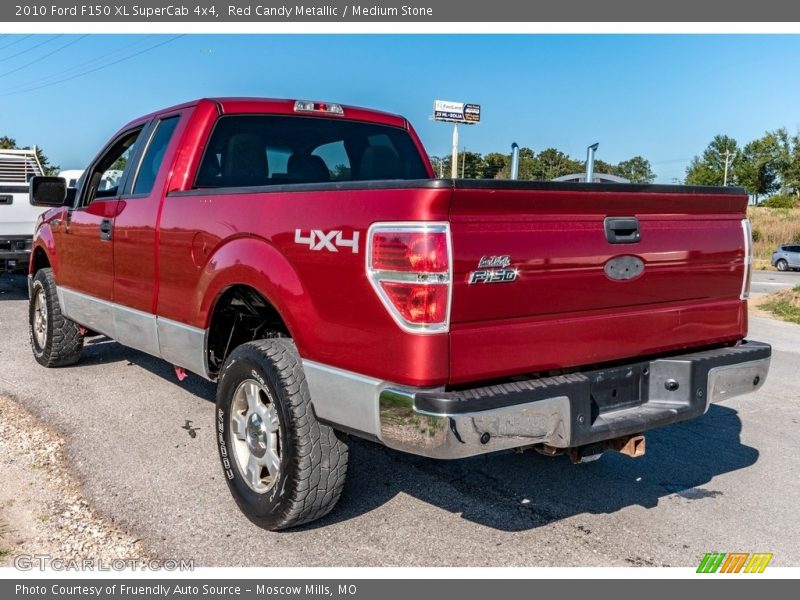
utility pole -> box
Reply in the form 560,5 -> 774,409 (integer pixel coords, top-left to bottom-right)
461,146 -> 467,178
451,123 -> 459,178
722,150 -> 736,186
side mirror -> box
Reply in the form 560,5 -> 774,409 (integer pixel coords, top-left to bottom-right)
30,176 -> 67,207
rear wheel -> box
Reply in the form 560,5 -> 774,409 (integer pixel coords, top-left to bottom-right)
215,339 -> 348,530
29,268 -> 84,367
776,259 -> 788,271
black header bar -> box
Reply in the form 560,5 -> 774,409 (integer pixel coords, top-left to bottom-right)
3,1 -> 800,22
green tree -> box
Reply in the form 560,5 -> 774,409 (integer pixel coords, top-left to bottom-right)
429,151 -> 484,179
616,156 -> 656,183
783,137 -> 800,196
685,134 -> 739,186
735,134 -> 782,202
495,147 -> 541,179
769,128 -> 800,196
457,151 -> 484,178
593,159 -> 618,177
481,152 -> 508,179
538,148 -> 582,180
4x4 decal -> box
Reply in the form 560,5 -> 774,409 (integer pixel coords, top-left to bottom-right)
294,229 -> 359,253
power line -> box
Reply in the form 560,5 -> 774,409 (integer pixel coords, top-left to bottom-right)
0,35 -> 60,63
0,36 -> 185,97
0,35 -> 88,79
0,35 -> 33,51
0,36 -> 156,93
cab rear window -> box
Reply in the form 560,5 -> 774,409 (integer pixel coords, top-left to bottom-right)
194,115 -> 428,189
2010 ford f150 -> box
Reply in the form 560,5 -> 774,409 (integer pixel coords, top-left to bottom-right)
27,98 -> 771,529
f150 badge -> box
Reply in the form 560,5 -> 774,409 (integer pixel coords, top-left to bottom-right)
468,255 -> 518,284
295,229 -> 359,253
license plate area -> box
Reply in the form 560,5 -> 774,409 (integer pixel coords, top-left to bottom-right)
588,363 -> 649,418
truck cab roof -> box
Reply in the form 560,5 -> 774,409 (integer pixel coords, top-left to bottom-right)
116,97 -> 408,134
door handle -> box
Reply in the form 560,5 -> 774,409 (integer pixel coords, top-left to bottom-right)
100,218 -> 113,241
604,217 -> 640,244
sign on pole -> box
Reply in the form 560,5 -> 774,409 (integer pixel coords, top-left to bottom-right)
433,100 -> 481,124
433,100 -> 480,178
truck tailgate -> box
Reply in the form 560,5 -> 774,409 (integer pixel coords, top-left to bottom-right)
448,182 -> 749,384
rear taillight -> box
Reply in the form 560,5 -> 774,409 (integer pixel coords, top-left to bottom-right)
741,218 -> 753,300
367,223 -> 451,333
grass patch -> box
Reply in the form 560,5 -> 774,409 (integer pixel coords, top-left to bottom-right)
0,548 -> 9,560
748,206 -> 800,266
760,284 -> 800,324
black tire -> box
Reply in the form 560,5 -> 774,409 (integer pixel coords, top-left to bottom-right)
776,259 -> 788,271
215,339 -> 348,530
29,268 -> 84,367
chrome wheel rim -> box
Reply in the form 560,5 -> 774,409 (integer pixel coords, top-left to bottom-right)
230,379 -> 281,493
32,286 -> 48,349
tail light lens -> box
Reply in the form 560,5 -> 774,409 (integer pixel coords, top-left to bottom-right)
741,218 -> 753,300
372,230 -> 449,272
367,223 -> 451,333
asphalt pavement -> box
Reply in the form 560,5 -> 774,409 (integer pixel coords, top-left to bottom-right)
0,273 -> 798,567
750,269 -> 800,296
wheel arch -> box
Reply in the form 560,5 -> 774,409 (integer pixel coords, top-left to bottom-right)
197,237 -> 320,376
29,234 -> 58,278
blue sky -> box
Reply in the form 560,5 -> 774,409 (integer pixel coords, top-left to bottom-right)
1,34 -> 800,182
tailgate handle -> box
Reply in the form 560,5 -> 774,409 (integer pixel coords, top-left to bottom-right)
604,217 -> 640,244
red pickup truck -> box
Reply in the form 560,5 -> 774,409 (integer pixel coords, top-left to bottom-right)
27,98 -> 770,529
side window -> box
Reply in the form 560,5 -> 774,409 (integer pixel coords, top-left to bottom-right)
266,147 -> 292,180
131,116 -> 179,195
82,128 -> 143,206
312,141 -> 350,181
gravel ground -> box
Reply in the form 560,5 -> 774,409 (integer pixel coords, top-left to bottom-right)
0,393 -> 148,566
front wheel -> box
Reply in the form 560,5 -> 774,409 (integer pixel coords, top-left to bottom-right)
776,259 -> 788,271
215,339 -> 349,530
29,268 -> 84,367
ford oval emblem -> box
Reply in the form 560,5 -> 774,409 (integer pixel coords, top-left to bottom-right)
604,255 -> 645,281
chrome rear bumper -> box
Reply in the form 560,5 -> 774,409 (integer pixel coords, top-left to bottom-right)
378,341 -> 771,459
